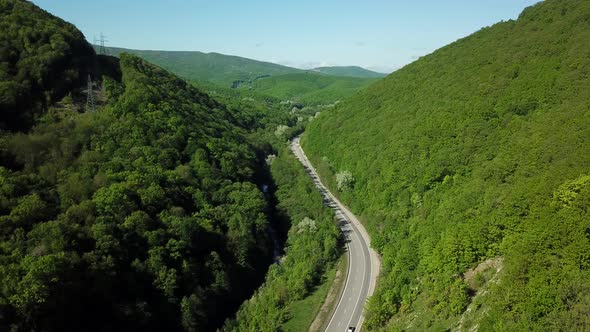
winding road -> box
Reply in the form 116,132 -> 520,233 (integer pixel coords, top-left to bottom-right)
291,136 -> 380,332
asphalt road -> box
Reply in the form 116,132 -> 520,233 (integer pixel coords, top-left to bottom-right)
290,136 -> 380,332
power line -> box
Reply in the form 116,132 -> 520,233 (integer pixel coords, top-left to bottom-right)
98,33 -> 108,55
84,74 -> 96,112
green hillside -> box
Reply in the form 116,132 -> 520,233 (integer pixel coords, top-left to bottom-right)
0,51 -> 276,331
313,66 -> 387,78
0,0 -> 96,131
101,46 -> 379,105
0,1 -> 347,331
102,46 -> 302,87
0,1 -> 291,330
303,0 -> 590,330
239,72 -> 378,105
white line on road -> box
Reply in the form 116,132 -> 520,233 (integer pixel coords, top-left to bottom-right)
290,136 -> 380,332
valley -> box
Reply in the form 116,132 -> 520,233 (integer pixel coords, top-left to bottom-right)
2,0 -> 590,331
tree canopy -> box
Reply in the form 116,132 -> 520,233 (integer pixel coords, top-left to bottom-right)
304,0 -> 590,330
0,0 -> 347,329
0,29 -> 277,330
0,0 -> 96,131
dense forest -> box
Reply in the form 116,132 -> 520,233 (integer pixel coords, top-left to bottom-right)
0,0 -> 96,131
1,1 -> 278,330
11,0 -> 590,330
0,1 -> 346,331
303,0 -> 590,330
0,50 -> 271,330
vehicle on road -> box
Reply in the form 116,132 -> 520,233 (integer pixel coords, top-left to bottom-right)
291,136 -> 379,332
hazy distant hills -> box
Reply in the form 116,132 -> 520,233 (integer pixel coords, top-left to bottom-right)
100,46 -> 381,104
312,66 -> 387,78
100,46 -> 302,87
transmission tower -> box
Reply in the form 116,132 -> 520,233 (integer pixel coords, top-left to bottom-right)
98,33 -> 108,55
85,75 -> 96,112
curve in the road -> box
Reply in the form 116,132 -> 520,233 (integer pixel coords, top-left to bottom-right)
290,136 -> 380,332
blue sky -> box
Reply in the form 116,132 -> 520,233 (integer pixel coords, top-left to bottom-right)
32,0 -> 541,73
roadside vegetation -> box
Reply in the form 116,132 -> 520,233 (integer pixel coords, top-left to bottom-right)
224,144 -> 342,331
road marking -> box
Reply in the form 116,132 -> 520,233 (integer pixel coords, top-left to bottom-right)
292,137 -> 374,332
324,240 -> 352,331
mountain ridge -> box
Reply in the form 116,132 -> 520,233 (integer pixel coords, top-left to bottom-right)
312,65 -> 387,78
100,45 -> 303,85
99,45 -> 380,104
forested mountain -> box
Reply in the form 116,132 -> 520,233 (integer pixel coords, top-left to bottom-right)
101,46 -> 303,87
101,46 -> 379,105
0,1 -> 292,330
0,0 -> 96,131
303,0 -> 590,330
187,71 -> 372,113
313,66 -> 387,78
235,72 -> 377,105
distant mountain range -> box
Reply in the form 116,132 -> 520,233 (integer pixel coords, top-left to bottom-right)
99,46 -> 381,104
100,46 -> 385,82
99,46 -> 302,86
312,66 -> 386,78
